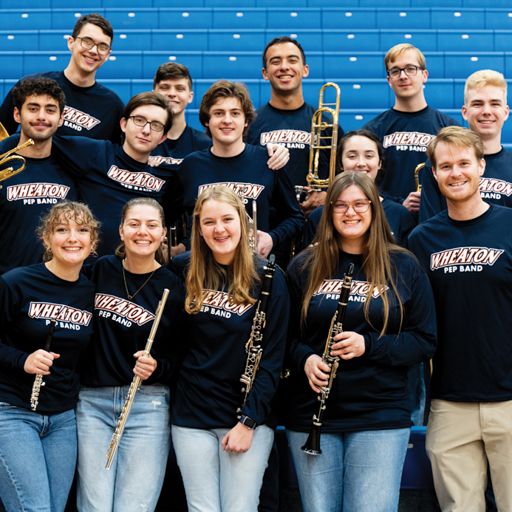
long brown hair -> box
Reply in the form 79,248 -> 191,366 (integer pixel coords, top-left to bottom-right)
185,185 -> 260,314
301,172 -> 406,335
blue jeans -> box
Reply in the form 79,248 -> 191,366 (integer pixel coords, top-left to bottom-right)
76,385 -> 170,512
172,424 -> 274,512
287,428 -> 410,512
0,402 -> 77,512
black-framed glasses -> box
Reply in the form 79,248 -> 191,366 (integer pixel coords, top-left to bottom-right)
332,199 -> 372,214
128,115 -> 165,133
387,65 -> 423,79
76,36 -> 111,56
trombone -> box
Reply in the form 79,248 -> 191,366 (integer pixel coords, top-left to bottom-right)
0,122 -> 34,182
305,82 -> 341,191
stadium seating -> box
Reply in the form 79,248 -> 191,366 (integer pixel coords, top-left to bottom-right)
0,3 -> 508,139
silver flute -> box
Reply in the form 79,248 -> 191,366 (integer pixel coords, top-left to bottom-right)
30,320 -> 57,412
105,288 -> 170,470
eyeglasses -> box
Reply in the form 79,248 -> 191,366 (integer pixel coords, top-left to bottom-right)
332,200 -> 372,214
76,36 -> 111,56
387,65 -> 423,79
128,115 -> 165,133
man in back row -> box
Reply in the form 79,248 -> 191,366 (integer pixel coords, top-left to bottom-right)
0,13 -> 123,142
365,43 -> 458,213
420,69 -> 512,220
247,36 -> 339,213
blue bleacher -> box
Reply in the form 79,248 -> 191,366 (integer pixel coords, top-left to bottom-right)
0,3 -> 509,142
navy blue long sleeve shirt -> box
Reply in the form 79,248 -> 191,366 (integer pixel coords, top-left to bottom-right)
285,249 -> 436,433
409,205 -> 512,402
172,255 -> 290,428
0,263 -> 94,413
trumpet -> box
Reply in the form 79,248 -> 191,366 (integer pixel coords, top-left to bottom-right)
105,288 -> 170,470
0,122 -> 34,182
304,82 -> 341,192
302,263 -> 354,455
414,162 -> 425,192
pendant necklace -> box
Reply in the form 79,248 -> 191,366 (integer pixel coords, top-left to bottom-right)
122,260 -> 157,300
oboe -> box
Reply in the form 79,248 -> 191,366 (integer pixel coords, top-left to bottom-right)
105,288 -> 170,470
302,263 -> 354,455
30,319 -> 57,412
238,254 -> 276,411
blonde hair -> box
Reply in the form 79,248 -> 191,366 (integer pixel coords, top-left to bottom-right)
384,43 -> 426,71
38,201 -> 100,261
301,172 -> 406,336
115,197 -> 168,265
185,185 -> 259,314
427,126 -> 484,169
464,69 -> 507,104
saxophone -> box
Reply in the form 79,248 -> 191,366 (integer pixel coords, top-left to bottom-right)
239,254 -> 276,410
105,288 -> 170,469
30,320 -> 57,412
302,263 -> 354,455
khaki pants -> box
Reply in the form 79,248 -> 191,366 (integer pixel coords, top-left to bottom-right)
426,399 -> 512,512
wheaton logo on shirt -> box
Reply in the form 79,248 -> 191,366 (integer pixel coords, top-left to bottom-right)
383,131 -> 434,152
148,155 -> 183,167
200,289 -> 253,317
62,106 -> 101,131
107,165 -> 165,193
480,177 -> 512,198
315,279 -> 388,302
259,130 -> 311,147
198,182 -> 264,202
430,246 -> 504,273
6,183 -> 70,201
95,294 -> 155,326
28,302 -> 92,326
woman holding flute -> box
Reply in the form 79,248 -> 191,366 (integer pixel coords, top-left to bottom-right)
76,197 -> 185,511
0,201 -> 99,511
285,172 -> 436,512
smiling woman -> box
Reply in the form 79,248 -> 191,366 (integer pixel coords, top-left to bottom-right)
171,185 -> 290,512
285,172 -> 436,512
0,201 -> 98,511
75,197 -> 185,512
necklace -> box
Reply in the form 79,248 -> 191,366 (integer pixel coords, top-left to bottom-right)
122,261 -> 158,300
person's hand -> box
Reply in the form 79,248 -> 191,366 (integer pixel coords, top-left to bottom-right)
403,191 -> 421,213
304,354 -> 331,393
300,190 -> 326,214
266,143 -> 289,170
171,243 -> 186,257
221,422 -> 254,453
256,230 -> 273,258
24,350 -> 60,375
331,331 -> 365,360
133,351 -> 157,381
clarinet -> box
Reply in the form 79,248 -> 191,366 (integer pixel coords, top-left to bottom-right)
30,319 -> 57,412
105,288 -> 170,470
302,263 -> 354,455
238,254 -> 276,412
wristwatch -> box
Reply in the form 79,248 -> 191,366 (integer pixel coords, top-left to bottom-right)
238,414 -> 257,430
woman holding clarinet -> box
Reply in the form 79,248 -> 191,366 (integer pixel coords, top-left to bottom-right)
76,197 -> 185,511
0,201 -> 99,511
285,172 -> 436,512
171,185 -> 290,512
